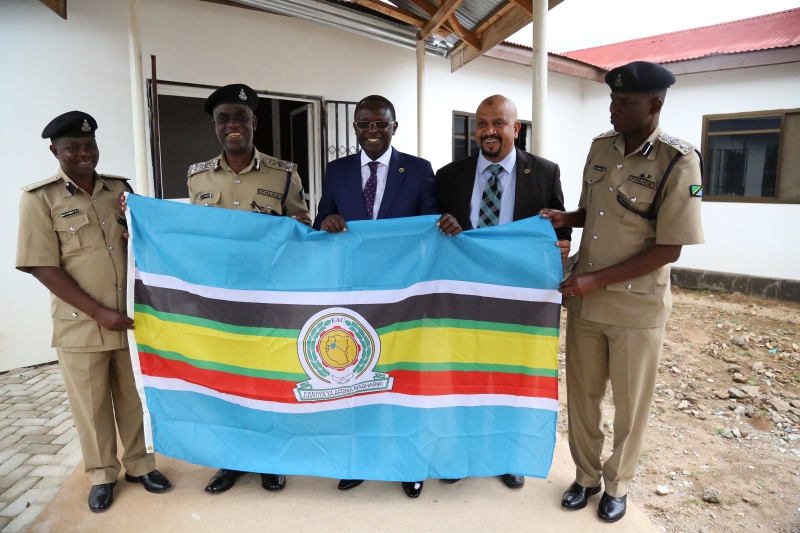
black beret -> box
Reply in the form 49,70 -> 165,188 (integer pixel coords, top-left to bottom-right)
605,61 -> 676,93
204,84 -> 259,115
41,111 -> 97,140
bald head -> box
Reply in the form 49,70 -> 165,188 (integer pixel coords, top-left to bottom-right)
475,95 -> 521,162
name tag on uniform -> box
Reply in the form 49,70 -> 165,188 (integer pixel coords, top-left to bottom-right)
592,165 -> 605,172
199,192 -> 212,200
258,189 -> 283,200
628,175 -> 655,189
60,209 -> 81,218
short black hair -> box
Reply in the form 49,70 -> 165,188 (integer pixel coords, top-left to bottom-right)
355,95 -> 396,121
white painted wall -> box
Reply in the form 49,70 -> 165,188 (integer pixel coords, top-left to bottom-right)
1,0 -> 798,370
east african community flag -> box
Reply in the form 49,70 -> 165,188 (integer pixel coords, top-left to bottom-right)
125,194 -> 562,481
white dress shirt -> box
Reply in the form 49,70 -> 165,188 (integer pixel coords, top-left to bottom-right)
360,147 -> 393,220
469,149 -> 517,229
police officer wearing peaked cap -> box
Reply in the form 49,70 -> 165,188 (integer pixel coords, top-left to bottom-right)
17,111 -> 172,512
541,61 -> 704,522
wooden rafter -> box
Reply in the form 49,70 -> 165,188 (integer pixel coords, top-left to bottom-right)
447,2 -> 512,56
419,0 -> 464,40
506,0 -> 531,15
403,0 -> 459,38
38,0 -> 66,19
447,14 -> 481,50
450,5 -> 530,70
350,0 -> 428,27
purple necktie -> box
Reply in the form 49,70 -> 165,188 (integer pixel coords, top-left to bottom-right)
364,161 -> 379,219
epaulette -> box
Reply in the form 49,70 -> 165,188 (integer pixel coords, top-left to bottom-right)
657,133 -> 696,155
187,158 -> 220,177
260,156 -> 297,173
99,174 -> 130,181
592,129 -> 618,140
21,175 -> 61,192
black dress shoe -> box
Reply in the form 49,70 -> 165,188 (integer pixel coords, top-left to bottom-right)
440,478 -> 461,484
597,492 -> 627,523
205,469 -> 244,494
88,482 -> 115,513
125,469 -> 172,493
500,474 -> 525,489
338,479 -> 364,490
261,473 -> 286,491
561,481 -> 602,510
402,481 -> 423,498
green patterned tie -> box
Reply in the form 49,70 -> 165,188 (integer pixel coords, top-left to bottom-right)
478,164 -> 503,228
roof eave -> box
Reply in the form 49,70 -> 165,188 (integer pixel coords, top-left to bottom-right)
483,43 -> 606,82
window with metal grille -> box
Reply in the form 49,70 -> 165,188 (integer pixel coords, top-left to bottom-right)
702,109 -> 800,203
452,112 -> 531,161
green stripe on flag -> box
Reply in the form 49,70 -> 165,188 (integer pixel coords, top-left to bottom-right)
376,318 -> 559,337
134,304 -> 299,338
137,343 -> 308,382
374,361 -> 559,377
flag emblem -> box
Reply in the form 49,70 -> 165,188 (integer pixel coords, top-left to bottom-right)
295,308 -> 392,401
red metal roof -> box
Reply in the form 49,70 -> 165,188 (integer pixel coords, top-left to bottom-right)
560,8 -> 800,70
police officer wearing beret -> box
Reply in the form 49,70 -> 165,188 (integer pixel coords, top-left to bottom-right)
541,61 -> 704,522
17,111 -> 171,512
185,84 -> 311,224
120,84 -> 311,494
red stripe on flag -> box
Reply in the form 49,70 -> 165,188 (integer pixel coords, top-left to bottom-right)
139,352 -> 558,403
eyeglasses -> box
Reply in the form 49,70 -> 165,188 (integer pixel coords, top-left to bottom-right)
354,121 -> 395,130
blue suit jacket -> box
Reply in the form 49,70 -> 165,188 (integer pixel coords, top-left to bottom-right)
313,149 -> 438,229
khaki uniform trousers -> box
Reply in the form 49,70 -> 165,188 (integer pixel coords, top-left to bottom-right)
565,312 -> 663,497
57,348 -> 155,485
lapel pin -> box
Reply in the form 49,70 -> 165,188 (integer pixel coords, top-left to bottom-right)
524,168 -> 531,174
399,168 -> 405,173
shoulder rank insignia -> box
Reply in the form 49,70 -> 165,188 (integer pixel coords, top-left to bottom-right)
99,174 -> 130,181
658,134 -> 695,155
187,159 -> 220,177
260,157 -> 297,173
592,129 -> 618,140
20,175 -> 61,192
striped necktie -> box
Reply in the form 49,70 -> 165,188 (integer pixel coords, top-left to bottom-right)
478,163 -> 503,228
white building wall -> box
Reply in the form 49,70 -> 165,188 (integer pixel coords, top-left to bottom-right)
581,64 -> 800,281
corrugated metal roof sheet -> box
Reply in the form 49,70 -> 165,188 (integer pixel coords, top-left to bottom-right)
561,7 -> 800,70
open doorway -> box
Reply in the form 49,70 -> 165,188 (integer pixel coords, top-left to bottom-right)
148,82 -> 323,219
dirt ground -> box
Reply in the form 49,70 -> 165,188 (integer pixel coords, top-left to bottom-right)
555,287 -> 800,533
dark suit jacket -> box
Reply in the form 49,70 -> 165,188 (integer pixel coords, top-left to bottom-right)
313,149 -> 439,229
435,148 -> 571,241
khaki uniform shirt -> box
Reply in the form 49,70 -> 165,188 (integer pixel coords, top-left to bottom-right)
16,169 -> 131,351
564,126 -> 704,328
187,148 -> 311,225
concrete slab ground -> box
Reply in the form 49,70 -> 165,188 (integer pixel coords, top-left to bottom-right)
30,436 -> 659,533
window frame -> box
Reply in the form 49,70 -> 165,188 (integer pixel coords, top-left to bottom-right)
452,111 -> 532,161
701,108 -> 800,204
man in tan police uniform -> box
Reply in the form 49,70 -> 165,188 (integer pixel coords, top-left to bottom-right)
541,61 -> 704,523
121,84 -> 312,494
17,111 -> 171,512
186,84 -> 311,223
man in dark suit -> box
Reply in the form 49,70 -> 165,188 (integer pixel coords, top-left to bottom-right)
313,95 -> 460,499
435,94 -> 571,489
314,95 -> 460,236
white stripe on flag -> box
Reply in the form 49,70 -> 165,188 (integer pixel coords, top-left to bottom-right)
135,270 -> 562,305
142,376 -> 559,413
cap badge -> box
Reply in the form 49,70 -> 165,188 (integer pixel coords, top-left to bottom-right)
81,120 -> 91,132
614,74 -> 623,88
239,89 -> 247,101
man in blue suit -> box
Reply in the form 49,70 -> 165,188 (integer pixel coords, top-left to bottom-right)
313,95 -> 460,498
314,95 -> 460,236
